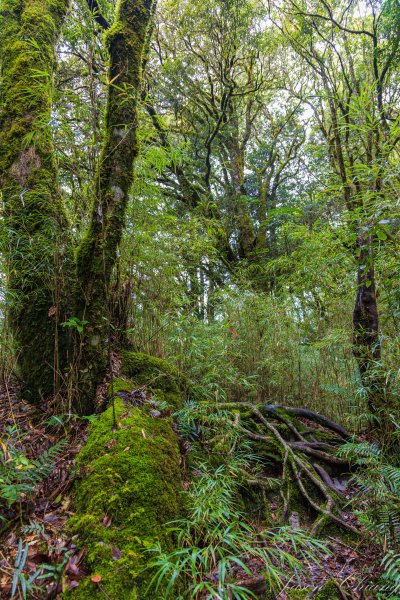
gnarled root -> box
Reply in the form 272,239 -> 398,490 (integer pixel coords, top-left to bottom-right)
215,401 -> 357,534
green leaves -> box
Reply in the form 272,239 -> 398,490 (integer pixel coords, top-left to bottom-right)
61,316 -> 88,334
147,462 -> 327,598
0,429 -> 67,510
339,427 -> 400,598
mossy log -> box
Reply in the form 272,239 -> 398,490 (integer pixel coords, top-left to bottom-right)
119,350 -> 186,408
67,387 -> 182,599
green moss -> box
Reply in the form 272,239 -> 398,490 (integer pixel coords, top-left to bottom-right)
282,581 -> 341,599
109,377 -> 136,396
322,521 -> 359,545
74,0 -> 156,414
121,351 -> 185,408
66,398 -> 182,599
0,0 -> 71,401
314,580 -> 341,599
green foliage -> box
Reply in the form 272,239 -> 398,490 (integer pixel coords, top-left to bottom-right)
0,427 -> 66,510
147,462 -> 328,599
10,536 -> 72,599
11,538 -> 42,600
161,289 -> 359,425
339,425 -> 400,598
61,316 -> 88,334
2,1 -> 400,598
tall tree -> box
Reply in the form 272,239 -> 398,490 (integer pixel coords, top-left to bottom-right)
0,0 -> 156,412
272,0 -> 400,411
145,0 -> 306,286
0,0 -> 71,401
75,0 -> 156,410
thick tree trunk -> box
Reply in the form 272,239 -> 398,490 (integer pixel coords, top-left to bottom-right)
0,0 -> 71,401
75,0 -> 156,413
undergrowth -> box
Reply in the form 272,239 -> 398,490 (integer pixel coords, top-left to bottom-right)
148,461 -> 328,599
339,420 -> 400,599
147,429 -> 328,599
0,425 -> 67,514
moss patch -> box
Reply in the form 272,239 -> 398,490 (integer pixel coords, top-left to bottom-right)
314,580 -> 341,599
66,397 -> 182,599
121,351 -> 185,408
109,376 -> 136,396
283,581 -> 341,599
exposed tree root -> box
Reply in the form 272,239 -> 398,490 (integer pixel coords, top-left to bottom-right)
264,404 -> 350,439
215,401 -> 358,534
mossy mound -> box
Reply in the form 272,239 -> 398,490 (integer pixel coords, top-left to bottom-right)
66,395 -> 182,599
285,580 -> 341,599
120,351 -> 185,408
313,580 -> 341,599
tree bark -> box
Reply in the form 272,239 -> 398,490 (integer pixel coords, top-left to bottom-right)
352,234 -> 381,412
0,0 -> 71,401
75,0 -> 156,413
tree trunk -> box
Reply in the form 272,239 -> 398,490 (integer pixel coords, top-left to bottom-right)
75,0 -> 156,413
0,0 -> 71,401
228,124 -> 255,261
352,234 -> 381,412
1,0 -> 156,413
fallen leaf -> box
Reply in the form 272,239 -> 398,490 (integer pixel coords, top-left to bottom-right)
66,555 -> 81,575
112,546 -> 122,560
69,581 -> 79,589
48,305 -> 57,317
102,515 -> 112,528
61,496 -> 71,510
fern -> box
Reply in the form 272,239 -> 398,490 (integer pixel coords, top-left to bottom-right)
340,432 -> 400,597
0,430 -> 67,509
379,552 -> 400,598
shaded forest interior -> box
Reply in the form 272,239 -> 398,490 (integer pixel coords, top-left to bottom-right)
0,0 -> 400,598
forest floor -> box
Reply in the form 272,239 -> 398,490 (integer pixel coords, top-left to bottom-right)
0,383 -> 381,599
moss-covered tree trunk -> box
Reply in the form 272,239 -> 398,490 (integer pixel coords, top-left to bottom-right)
75,0 -> 156,413
0,0 -> 71,401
